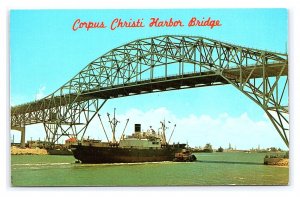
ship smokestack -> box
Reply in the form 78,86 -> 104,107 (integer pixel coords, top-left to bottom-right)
134,124 -> 141,132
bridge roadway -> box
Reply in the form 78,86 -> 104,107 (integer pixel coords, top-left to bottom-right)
11,62 -> 287,127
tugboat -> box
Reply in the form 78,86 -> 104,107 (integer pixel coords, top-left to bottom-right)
173,149 -> 197,162
71,109 -> 196,163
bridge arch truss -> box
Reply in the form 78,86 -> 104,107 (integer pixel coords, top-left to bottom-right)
11,35 -> 289,147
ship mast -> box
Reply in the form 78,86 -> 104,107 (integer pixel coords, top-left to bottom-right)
160,119 -> 167,146
97,114 -> 110,142
167,123 -> 176,144
119,118 -> 129,142
107,108 -> 119,145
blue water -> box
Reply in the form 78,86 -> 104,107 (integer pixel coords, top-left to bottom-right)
11,152 -> 288,186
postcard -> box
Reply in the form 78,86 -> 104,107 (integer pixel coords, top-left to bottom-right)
10,9 -> 289,186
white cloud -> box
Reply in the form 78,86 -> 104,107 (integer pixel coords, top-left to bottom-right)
35,86 -> 46,100
85,107 -> 287,150
11,107 -> 288,150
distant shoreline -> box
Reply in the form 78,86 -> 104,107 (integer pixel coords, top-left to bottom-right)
11,146 -> 48,155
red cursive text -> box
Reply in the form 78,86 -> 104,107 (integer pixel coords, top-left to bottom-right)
188,17 -> 222,29
72,18 -> 106,31
149,18 -> 184,27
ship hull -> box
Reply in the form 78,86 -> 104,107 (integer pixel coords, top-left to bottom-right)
71,144 -> 185,163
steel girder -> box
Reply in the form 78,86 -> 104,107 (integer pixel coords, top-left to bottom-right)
11,35 -> 288,146
42,99 -> 107,144
220,56 -> 288,147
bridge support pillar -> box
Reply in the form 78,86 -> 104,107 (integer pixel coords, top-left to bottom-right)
20,127 -> 25,148
11,126 -> 26,148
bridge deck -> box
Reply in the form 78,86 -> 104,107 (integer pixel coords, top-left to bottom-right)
11,63 -> 287,116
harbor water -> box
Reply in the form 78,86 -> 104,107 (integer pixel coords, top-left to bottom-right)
11,152 -> 288,186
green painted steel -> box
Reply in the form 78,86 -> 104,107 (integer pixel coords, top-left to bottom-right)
10,35 -> 288,146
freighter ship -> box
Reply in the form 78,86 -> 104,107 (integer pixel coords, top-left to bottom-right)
71,109 -> 196,163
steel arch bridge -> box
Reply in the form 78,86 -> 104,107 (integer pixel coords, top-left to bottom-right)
11,35 -> 289,147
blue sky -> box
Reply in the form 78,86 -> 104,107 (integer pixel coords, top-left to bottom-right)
10,9 -> 288,149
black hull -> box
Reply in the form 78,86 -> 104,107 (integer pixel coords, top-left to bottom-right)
71,144 -> 185,163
